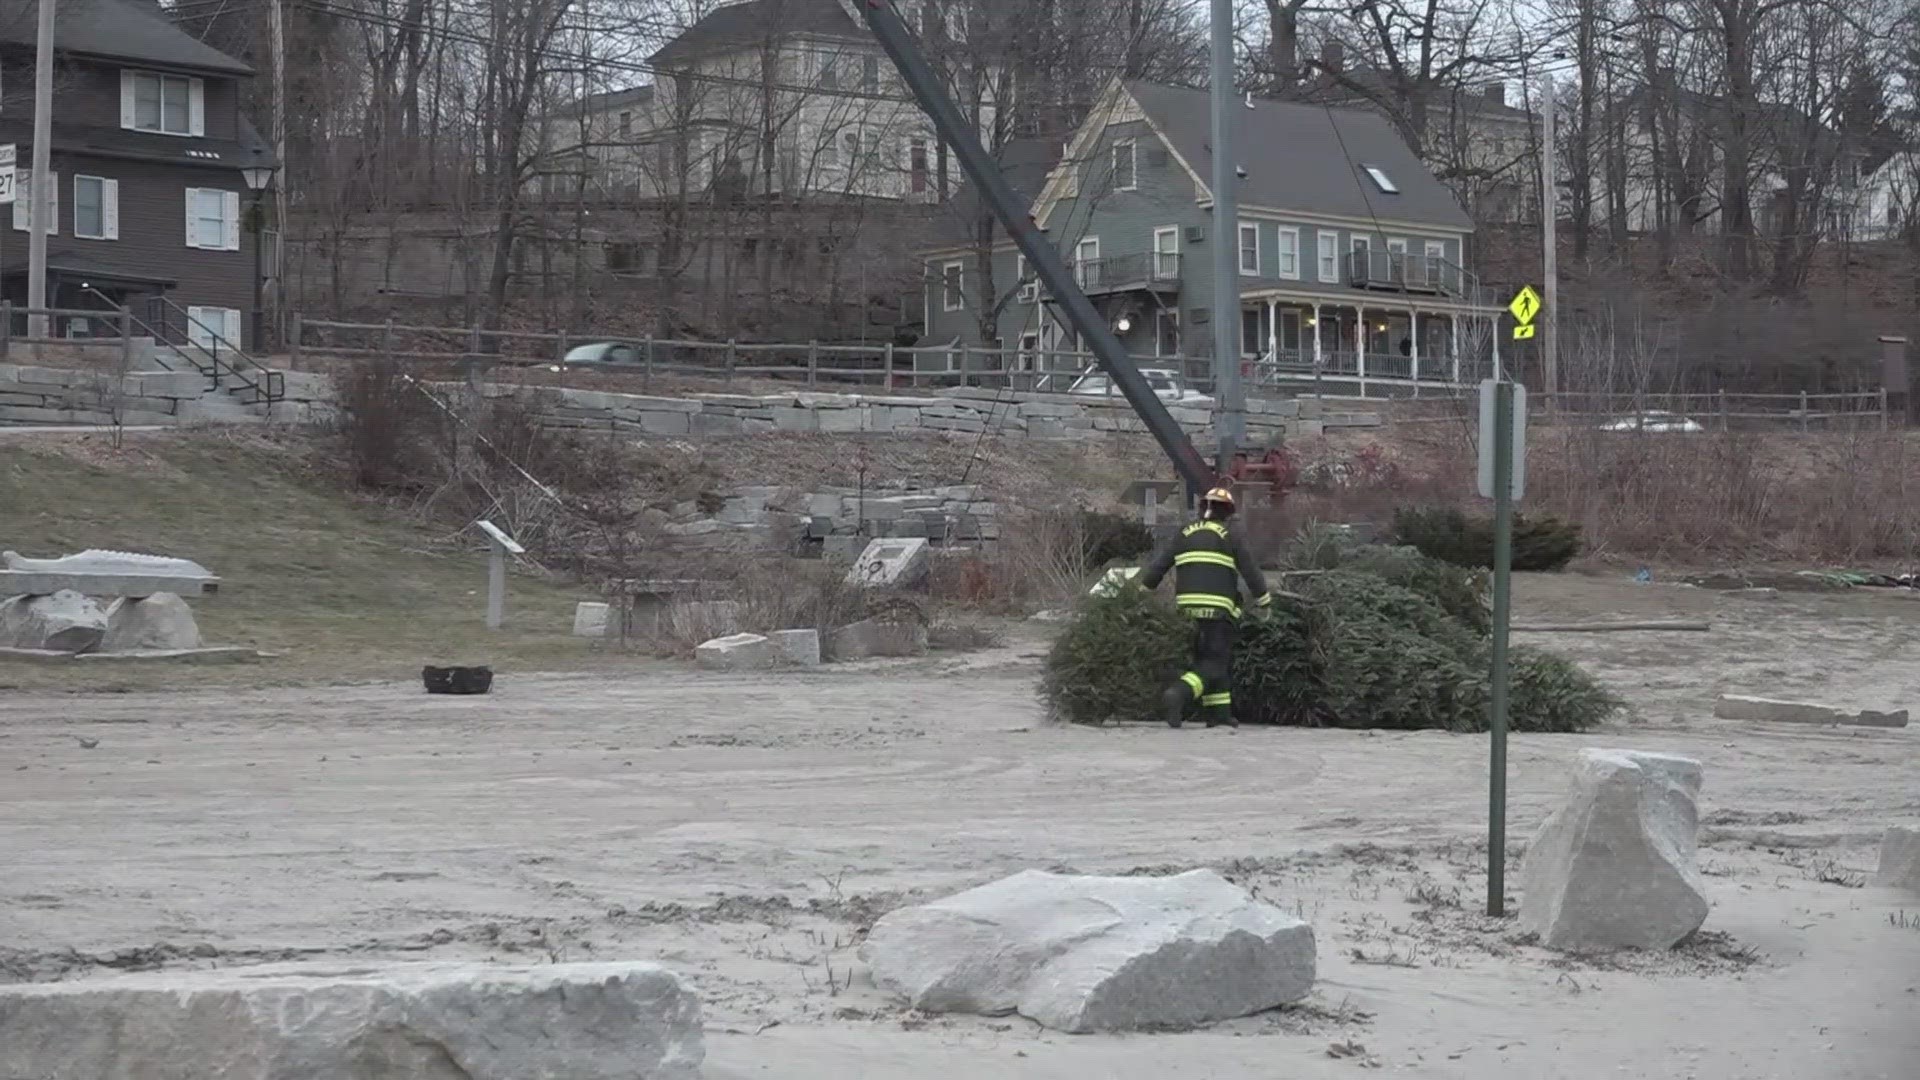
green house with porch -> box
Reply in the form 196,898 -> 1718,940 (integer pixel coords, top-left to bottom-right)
918,80 -> 1507,391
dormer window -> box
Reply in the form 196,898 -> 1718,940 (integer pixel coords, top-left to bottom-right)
1361,164 -> 1399,194
121,70 -> 204,137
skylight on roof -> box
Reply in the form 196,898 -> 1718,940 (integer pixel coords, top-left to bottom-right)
1362,165 -> 1399,194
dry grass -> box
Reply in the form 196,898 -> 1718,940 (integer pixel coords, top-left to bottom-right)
0,430 -> 622,691
1289,418 -> 1920,568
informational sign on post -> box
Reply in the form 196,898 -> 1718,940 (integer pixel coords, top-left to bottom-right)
0,143 -> 16,206
1477,378 -> 1526,916
1477,379 -> 1527,501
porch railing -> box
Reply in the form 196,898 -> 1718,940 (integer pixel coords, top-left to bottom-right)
1068,251 -> 1181,291
1343,250 -> 1481,299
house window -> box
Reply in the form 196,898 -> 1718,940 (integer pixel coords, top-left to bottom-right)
820,56 -> 839,89
1155,310 -> 1179,356
10,170 -> 56,235
185,187 -> 240,251
73,175 -> 117,240
821,133 -> 838,168
862,54 -> 880,93
186,306 -> 242,352
1238,222 -> 1259,275
1277,226 -> 1300,278
1424,239 -> 1445,261
1152,225 -> 1179,278
909,138 -> 928,193
1317,232 -> 1338,282
842,131 -> 861,168
653,141 -> 672,178
124,71 -> 200,136
618,111 -> 632,137
606,240 -> 637,271
1112,139 -> 1136,191
1349,234 -> 1370,279
1362,165 -> 1399,194
1074,237 -> 1100,287
863,131 -> 881,167
942,260 -> 964,311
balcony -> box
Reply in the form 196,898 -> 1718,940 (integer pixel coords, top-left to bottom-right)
1343,250 -> 1477,299
1066,252 -> 1182,296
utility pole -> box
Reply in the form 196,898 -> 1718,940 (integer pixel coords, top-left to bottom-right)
1208,0 -> 1244,463
26,0 -> 54,340
271,0 -> 289,345
1541,71 -> 1558,399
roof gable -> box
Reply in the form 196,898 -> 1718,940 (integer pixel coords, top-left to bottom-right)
0,0 -> 252,76
1124,81 -> 1473,231
649,0 -> 865,67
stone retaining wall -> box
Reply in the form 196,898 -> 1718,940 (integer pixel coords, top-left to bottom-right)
0,364 -> 336,426
522,384 -> 1381,442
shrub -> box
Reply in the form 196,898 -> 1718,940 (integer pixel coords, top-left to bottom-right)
1503,646 -> 1627,734
1040,586 -> 1188,725
1303,572 -> 1487,730
1390,506 -> 1583,572
1229,597 -> 1320,726
1039,561 -> 1621,732
1078,509 -> 1156,569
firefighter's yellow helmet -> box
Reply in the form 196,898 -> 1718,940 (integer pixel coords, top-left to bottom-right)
1201,486 -> 1236,515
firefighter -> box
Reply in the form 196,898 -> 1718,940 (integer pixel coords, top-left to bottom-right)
1134,486 -> 1271,729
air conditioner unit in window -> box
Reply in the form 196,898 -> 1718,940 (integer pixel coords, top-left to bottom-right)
1184,225 -> 1206,244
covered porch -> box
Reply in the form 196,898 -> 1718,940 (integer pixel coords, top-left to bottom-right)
1237,288 -> 1507,392
0,259 -> 176,340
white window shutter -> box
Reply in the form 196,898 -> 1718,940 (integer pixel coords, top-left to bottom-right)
102,179 -> 119,240
223,190 -> 241,250
189,78 -> 206,137
184,186 -> 198,248
225,308 -> 243,349
12,170 -> 25,231
121,70 -> 136,128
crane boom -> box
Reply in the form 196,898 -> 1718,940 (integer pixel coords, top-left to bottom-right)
855,0 -> 1215,496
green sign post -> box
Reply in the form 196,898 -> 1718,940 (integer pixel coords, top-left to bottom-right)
1478,378 -> 1525,916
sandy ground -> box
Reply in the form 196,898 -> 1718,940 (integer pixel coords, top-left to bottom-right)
3,573 -> 1919,1078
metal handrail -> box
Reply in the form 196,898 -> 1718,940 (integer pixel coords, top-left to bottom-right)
149,297 -> 283,408
77,286 -> 176,373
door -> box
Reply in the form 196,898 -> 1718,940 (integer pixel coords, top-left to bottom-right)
1154,311 -> 1179,357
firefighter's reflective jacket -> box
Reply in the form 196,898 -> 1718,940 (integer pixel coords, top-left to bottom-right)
1136,519 -> 1272,620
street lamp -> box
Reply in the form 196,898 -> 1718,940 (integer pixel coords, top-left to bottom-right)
240,161 -> 275,354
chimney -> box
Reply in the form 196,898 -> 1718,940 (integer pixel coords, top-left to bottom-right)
1484,82 -> 1505,106
1319,41 -> 1344,75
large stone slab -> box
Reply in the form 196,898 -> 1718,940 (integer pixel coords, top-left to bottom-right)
845,537 -> 930,588
1,548 -> 219,597
695,632 -> 778,671
1520,749 -> 1710,952
100,592 -> 202,651
1876,827 -> 1920,891
824,617 -> 927,660
1713,693 -> 1908,728
862,868 -> 1315,1033
573,601 -> 612,638
0,960 -> 703,1079
0,590 -> 108,652
768,628 -> 822,666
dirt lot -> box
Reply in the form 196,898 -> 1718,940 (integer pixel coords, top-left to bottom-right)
3,574 -> 1918,1078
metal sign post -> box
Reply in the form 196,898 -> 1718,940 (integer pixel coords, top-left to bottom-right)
1478,377 -> 1526,916
474,519 -> 525,630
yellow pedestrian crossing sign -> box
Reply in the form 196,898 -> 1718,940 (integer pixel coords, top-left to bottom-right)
1512,324 -> 1536,340
1508,285 -> 1542,326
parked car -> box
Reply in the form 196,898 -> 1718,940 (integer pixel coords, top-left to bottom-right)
1066,367 -> 1213,406
561,341 -> 644,366
1598,410 -> 1704,433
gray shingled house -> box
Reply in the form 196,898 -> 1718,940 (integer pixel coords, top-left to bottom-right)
918,79 -> 1507,389
0,0 -> 273,350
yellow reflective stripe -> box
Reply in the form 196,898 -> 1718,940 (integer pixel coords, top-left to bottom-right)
1254,592 -> 1273,607
1176,593 -> 1242,616
1180,672 -> 1205,698
1174,551 -> 1238,568
1201,692 -> 1232,706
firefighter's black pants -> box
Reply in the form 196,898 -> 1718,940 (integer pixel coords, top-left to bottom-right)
1171,614 -> 1236,725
